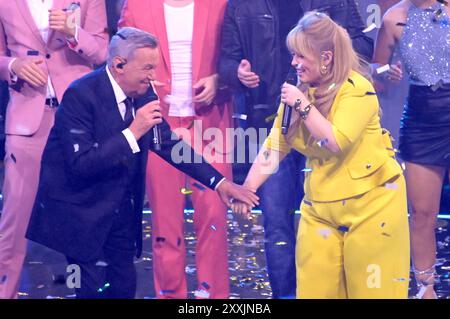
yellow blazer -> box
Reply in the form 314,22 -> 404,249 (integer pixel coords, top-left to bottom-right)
264,71 -> 403,202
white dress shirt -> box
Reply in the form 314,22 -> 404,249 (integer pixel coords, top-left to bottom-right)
106,66 -> 140,154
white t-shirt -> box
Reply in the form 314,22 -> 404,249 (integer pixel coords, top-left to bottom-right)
164,2 -> 195,117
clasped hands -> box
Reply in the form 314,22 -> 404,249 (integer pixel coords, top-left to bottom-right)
10,8 -> 78,88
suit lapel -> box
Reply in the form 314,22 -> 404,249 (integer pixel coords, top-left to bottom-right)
16,0 -> 46,48
97,67 -> 129,138
192,0 -> 210,82
149,0 -> 171,77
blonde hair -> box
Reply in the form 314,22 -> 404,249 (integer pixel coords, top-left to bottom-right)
286,11 -> 371,118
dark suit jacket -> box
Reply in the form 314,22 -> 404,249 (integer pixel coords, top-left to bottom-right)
26,67 -> 224,262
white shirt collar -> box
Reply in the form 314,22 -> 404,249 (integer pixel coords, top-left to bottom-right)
106,66 -> 127,105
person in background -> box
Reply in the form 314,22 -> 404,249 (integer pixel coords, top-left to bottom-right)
373,0 -> 450,299
119,0 -> 234,299
0,0 -> 109,299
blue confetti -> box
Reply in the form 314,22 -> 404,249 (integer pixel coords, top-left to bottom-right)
338,226 -> 349,232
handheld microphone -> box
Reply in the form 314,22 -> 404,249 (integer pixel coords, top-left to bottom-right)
135,82 -> 162,151
281,67 -> 299,135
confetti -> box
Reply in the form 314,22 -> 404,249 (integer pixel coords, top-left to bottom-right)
385,183 -> 399,190
95,261 -> 108,267
156,237 -> 166,243
194,289 -> 211,299
302,168 -> 313,173
73,144 -> 79,153
265,113 -> 278,123
11,153 -> 16,163
303,200 -> 313,206
180,188 -> 193,195
70,129 -> 86,134
327,83 -> 336,91
396,22 -> 407,27
210,176 -> 216,186
363,23 -> 377,33
437,0 -> 448,6
376,64 -> 390,74
0,275 -> 7,284
211,225 -> 217,231
185,265 -> 196,275
98,282 -> 110,293
232,114 -> 248,121
338,226 -> 349,232
318,229 -> 332,239
160,289 -> 176,295
317,139 -> 329,147
275,241 -> 287,246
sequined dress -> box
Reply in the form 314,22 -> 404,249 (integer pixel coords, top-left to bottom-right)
398,2 -> 450,167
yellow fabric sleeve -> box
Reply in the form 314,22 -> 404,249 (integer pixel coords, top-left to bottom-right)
331,89 -> 378,152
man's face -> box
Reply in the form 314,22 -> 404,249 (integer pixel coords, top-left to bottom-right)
120,47 -> 159,98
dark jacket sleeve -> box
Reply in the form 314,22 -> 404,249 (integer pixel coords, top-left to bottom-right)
338,0 -> 374,61
55,86 -> 135,179
149,119 -> 225,190
218,0 -> 245,91
313,0 -> 374,61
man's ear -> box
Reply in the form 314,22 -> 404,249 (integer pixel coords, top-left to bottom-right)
112,56 -> 126,72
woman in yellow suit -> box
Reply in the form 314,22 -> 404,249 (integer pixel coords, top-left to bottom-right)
231,12 -> 410,299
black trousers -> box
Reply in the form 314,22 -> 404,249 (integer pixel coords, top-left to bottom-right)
66,197 -> 138,299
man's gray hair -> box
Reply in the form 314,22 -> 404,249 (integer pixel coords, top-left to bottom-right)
107,27 -> 158,67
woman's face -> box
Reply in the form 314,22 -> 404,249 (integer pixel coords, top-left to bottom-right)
291,51 -> 321,85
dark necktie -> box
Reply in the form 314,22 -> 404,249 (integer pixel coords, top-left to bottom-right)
123,97 -> 134,127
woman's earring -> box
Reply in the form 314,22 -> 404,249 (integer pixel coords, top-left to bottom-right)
320,65 -> 328,75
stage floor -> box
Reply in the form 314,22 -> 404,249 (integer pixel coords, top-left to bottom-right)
16,212 -> 450,299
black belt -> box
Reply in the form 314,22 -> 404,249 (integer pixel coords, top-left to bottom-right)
45,98 -> 59,108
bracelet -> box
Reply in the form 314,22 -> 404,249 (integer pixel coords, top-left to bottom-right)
298,103 -> 313,120
293,99 -> 302,112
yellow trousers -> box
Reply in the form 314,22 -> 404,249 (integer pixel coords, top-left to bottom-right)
296,175 -> 410,299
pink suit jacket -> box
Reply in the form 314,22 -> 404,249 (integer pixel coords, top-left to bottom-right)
119,0 -> 232,137
0,0 -> 108,136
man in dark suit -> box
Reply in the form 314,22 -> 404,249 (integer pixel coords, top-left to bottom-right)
26,27 -> 258,299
